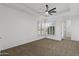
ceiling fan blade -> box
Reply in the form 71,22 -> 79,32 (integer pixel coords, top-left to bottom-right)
48,7 -> 56,12
45,5 -> 49,12
48,10 -> 56,13
48,13 -> 52,15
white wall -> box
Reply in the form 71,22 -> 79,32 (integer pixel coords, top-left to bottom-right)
0,5 -> 40,50
71,16 -> 79,41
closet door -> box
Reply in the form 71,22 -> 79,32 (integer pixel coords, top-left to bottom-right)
62,19 -> 71,40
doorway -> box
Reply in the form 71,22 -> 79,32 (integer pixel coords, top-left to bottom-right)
61,19 -> 71,40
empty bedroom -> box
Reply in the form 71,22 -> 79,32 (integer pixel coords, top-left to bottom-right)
0,3 -> 79,56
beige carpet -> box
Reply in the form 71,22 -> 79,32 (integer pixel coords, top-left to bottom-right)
1,38 -> 79,56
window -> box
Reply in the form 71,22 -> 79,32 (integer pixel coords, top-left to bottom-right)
37,20 -> 55,36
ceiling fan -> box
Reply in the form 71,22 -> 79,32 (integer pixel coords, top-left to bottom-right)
43,4 -> 56,16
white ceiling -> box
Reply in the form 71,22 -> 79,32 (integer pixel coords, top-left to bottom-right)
24,3 -> 69,13
1,3 -> 79,18
22,3 -> 71,18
